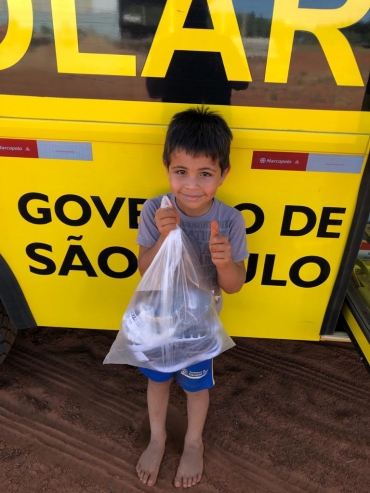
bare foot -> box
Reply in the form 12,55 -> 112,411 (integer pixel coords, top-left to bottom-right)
174,440 -> 204,488
136,439 -> 166,486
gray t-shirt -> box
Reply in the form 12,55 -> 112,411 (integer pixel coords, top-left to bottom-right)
137,193 -> 249,310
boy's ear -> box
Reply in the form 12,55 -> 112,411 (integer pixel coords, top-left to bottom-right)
219,166 -> 231,184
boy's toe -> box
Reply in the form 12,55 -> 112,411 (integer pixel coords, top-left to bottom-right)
174,475 -> 182,488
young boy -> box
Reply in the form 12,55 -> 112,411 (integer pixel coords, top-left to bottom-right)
135,107 -> 248,488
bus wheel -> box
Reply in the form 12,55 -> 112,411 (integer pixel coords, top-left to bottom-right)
0,301 -> 18,364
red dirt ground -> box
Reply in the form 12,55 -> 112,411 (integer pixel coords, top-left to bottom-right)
0,327 -> 369,493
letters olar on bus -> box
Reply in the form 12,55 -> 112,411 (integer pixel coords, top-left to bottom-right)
0,0 -> 366,86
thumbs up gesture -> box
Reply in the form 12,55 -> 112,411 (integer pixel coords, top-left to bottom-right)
209,220 -> 232,267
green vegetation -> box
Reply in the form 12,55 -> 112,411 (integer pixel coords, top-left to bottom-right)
236,12 -> 370,47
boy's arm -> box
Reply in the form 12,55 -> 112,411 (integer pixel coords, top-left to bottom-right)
138,241 -> 165,276
209,220 -> 246,294
214,259 -> 246,294
138,206 -> 180,276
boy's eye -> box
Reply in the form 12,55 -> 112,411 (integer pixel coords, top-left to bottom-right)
176,170 -> 186,175
200,172 -> 211,177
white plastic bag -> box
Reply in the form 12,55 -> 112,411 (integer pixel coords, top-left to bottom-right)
104,196 -> 235,372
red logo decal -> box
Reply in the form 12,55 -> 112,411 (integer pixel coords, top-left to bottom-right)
252,151 -> 309,171
0,139 -> 39,158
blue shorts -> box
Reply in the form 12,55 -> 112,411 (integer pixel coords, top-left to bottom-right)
139,359 -> 214,392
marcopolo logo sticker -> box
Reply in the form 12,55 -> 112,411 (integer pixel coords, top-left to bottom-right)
0,139 -> 39,158
253,151 -> 309,171
0,138 -> 93,161
252,151 -> 364,174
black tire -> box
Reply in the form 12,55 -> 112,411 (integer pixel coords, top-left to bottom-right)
0,300 -> 18,364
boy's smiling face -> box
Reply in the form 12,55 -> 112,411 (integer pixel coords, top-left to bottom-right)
166,150 -> 230,217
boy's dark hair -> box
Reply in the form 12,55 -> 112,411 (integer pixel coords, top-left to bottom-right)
163,107 -> 232,173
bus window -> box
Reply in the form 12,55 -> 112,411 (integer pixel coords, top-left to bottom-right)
351,217 -> 370,313
0,0 -> 368,110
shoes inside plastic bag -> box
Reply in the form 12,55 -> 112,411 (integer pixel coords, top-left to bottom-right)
104,196 -> 235,372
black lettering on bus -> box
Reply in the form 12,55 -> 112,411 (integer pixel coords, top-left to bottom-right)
128,198 -> 147,229
98,246 -> 138,278
235,203 -> 264,234
289,256 -> 330,288
281,205 -> 316,236
26,243 -> 56,274
18,193 -> 52,225
245,253 -> 258,283
91,196 -> 126,228
261,254 -> 287,286
317,207 -> 346,238
55,194 -> 91,226
58,245 -> 97,276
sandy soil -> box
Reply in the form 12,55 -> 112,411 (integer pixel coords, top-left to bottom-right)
0,327 -> 369,493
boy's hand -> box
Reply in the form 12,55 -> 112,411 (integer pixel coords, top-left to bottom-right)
155,205 -> 180,237
209,220 -> 232,267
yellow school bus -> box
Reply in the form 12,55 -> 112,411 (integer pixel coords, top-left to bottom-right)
0,0 -> 369,368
